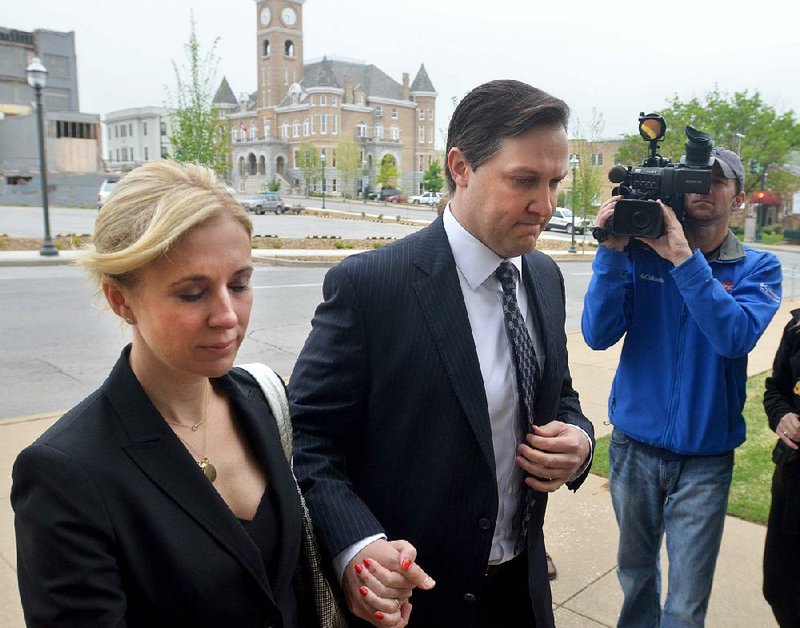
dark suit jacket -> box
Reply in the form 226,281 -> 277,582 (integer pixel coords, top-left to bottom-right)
289,216 -> 594,627
12,347 -> 303,628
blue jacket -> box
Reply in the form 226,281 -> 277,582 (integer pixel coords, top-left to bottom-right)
582,234 -> 782,455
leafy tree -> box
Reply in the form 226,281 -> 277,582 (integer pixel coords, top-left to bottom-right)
422,160 -> 444,193
614,89 -> 800,197
296,141 -> 319,195
267,179 -> 281,192
334,139 -> 362,198
168,13 -> 229,175
375,154 -> 398,189
569,110 -> 605,220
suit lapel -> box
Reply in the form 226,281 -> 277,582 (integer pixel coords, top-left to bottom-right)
102,350 -> 273,599
412,218 -> 495,474
522,253 -> 561,420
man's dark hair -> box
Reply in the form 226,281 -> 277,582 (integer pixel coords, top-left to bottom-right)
445,80 -> 570,194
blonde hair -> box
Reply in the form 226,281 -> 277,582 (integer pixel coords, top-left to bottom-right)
79,160 -> 251,288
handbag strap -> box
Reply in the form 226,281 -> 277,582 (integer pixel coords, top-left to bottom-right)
237,363 -> 292,461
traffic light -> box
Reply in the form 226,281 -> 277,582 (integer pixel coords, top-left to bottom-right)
757,191 -> 766,201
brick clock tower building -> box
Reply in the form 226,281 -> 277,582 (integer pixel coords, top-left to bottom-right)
216,0 -> 438,197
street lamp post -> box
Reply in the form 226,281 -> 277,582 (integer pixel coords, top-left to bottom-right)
568,154 -> 579,254
362,159 -> 368,203
26,57 -> 57,257
320,152 -> 326,209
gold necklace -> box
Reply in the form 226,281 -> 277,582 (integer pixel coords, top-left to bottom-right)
166,383 -> 217,483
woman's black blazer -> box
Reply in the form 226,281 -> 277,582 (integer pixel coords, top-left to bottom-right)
12,347 -> 303,628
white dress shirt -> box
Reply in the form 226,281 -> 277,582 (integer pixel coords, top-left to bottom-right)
443,207 -> 543,564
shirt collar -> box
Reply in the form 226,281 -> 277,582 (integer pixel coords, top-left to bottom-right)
705,229 -> 745,262
443,205 -> 523,290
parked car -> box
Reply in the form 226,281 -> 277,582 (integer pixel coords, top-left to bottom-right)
239,192 -> 286,215
545,207 -> 591,235
97,177 -> 119,209
408,191 -> 442,206
369,188 -> 402,202
386,192 -> 404,203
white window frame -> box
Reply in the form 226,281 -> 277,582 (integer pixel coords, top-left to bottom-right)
320,114 -> 328,135
418,125 -> 424,143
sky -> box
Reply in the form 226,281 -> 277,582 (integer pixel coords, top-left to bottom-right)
3,0 -> 798,149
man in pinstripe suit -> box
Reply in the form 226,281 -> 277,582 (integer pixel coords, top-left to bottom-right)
289,80 -> 594,628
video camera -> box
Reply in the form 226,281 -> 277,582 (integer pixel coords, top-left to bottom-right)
595,113 -> 714,241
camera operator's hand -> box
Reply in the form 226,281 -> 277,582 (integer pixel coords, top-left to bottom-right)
595,196 -> 629,251
637,200 -> 693,266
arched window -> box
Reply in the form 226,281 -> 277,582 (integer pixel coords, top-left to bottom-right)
258,155 -> 266,175
247,153 -> 257,176
263,39 -> 270,56
239,156 -> 245,176
284,40 -> 294,57
356,121 -> 367,138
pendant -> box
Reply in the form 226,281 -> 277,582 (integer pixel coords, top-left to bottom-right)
198,458 -> 217,483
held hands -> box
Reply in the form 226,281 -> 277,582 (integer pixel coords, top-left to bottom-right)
515,421 -> 591,492
777,413 -> 800,450
343,539 -> 435,627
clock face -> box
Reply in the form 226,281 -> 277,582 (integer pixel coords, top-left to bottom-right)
260,7 -> 271,25
281,6 -> 297,26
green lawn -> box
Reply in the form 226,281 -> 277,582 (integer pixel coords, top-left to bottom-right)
590,372 -> 776,524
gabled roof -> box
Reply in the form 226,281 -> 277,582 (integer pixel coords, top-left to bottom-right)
410,64 -> 435,93
302,58 -> 404,100
212,77 -> 237,106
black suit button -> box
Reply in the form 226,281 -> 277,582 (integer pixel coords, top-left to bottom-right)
463,593 -> 476,603
478,517 -> 493,530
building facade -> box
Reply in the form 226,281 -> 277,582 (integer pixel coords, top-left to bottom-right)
104,107 -> 176,170
216,0 -> 438,196
0,26 -> 101,180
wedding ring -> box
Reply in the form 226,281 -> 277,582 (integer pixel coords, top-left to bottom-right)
394,599 -> 401,610
784,430 -> 789,436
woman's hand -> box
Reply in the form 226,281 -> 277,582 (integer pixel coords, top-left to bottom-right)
343,539 -> 435,626
777,412 -> 800,449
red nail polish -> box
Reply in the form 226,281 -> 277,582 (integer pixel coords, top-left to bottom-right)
359,586 -> 368,597
354,563 -> 363,574
374,612 -> 384,620
363,558 -> 372,568
402,558 -> 411,570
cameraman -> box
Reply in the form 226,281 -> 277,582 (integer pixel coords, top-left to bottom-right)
582,148 -> 782,627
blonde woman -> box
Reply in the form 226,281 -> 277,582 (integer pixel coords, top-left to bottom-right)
12,160 -> 310,627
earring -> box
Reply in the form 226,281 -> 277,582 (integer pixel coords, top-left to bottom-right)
125,317 -> 134,325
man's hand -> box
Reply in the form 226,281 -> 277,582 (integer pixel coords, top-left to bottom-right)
342,539 -> 435,626
637,200 -> 693,266
777,412 -> 800,450
594,196 -> 630,251
515,421 -> 591,492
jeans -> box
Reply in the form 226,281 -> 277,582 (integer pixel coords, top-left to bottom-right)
608,428 -> 734,628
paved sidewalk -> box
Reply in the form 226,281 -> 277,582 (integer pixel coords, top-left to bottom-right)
0,250 -> 791,626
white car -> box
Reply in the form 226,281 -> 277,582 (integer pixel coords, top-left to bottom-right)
408,191 -> 442,206
545,207 -> 591,235
97,177 -> 119,209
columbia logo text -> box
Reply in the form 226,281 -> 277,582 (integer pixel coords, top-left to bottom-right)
759,283 -> 781,303
640,273 -> 664,284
